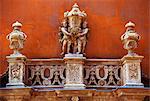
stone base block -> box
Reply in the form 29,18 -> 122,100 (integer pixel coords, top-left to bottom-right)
64,53 -> 86,60
64,84 -> 86,89
123,83 -> 144,87
6,83 -> 25,88
65,53 -> 83,57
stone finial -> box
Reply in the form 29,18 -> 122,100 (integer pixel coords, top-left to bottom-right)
64,3 -> 86,17
12,21 -> 22,28
121,21 -> 141,56
125,21 -> 135,28
6,21 -> 27,56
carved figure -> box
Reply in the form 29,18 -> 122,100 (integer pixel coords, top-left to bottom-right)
77,21 -> 88,54
59,19 -> 72,55
11,64 -> 21,80
121,21 -> 140,56
59,3 -> 88,55
6,21 -> 27,56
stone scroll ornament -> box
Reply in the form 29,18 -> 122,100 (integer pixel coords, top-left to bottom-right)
6,21 -> 27,56
58,3 -> 89,55
121,21 -> 141,56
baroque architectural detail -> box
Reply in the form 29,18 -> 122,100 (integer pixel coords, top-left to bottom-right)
71,96 -> 79,101
128,63 -> 139,80
6,21 -> 27,56
121,21 -> 141,56
6,21 -> 27,87
66,64 -> 82,84
121,56 -> 144,86
58,3 -> 88,55
1,0 -> 148,99
6,57 -> 26,87
84,65 -> 122,86
25,59 -> 122,87
27,65 -> 66,86
64,57 -> 85,89
10,63 -> 21,81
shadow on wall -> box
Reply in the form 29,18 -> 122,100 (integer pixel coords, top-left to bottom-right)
0,71 -> 8,87
144,96 -> 150,101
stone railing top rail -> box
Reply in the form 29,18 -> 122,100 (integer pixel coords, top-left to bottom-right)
26,58 -> 121,65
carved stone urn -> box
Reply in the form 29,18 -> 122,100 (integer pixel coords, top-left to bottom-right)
6,21 -> 27,87
121,21 -> 144,87
121,21 -> 140,56
6,21 -> 27,56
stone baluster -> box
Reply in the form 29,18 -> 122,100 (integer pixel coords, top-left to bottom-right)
121,21 -> 144,87
6,21 -> 27,87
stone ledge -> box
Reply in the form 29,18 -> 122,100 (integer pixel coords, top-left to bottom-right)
0,87 -> 149,101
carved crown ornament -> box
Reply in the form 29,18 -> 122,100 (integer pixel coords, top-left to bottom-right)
58,3 -> 89,56
6,21 -> 27,56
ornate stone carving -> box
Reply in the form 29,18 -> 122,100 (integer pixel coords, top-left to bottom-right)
84,65 -> 121,86
58,3 -> 88,55
121,56 -> 144,87
128,63 -> 139,80
66,63 -> 83,84
27,65 -> 66,86
6,21 -> 27,56
6,21 -> 27,87
71,96 -> 79,101
6,57 -> 26,87
121,21 -> 144,87
10,63 -> 21,81
29,66 -> 43,85
121,21 -> 140,56
64,56 -> 86,89
25,59 -> 122,87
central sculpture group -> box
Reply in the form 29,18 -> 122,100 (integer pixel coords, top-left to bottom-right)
59,3 -> 89,55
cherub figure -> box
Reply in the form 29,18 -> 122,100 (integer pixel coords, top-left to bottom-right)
58,3 -> 89,55
58,19 -> 72,55
77,21 -> 88,54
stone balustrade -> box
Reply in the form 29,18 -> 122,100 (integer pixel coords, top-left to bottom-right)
25,59 -> 122,88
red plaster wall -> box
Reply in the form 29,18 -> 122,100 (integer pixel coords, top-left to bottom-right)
0,0 -> 149,77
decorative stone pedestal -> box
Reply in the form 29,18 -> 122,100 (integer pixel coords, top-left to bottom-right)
121,55 -> 144,87
6,54 -> 26,87
64,54 -> 86,89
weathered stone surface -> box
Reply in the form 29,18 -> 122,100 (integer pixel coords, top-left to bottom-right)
0,88 -> 149,101
58,3 -> 89,55
121,55 -> 144,87
6,55 -> 26,87
64,54 -> 86,89
6,21 -> 27,56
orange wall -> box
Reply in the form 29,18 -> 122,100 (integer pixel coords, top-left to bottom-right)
0,0 -> 149,77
